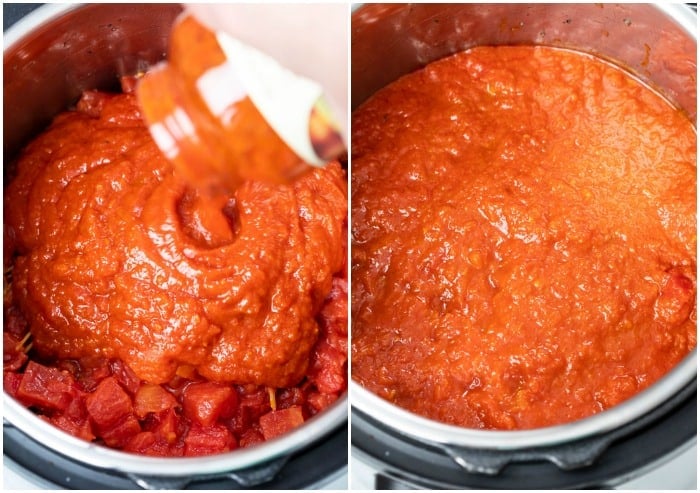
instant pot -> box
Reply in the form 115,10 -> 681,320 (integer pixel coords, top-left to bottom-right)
3,4 -> 347,489
350,3 -> 697,489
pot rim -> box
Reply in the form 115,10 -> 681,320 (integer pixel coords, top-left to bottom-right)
351,350 -> 696,450
3,3 -> 80,49
656,2 -> 698,38
3,2 -> 347,477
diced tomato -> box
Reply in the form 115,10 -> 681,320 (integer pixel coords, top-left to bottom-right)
49,414 -> 95,442
17,361 -> 80,411
101,413 -> 142,448
143,408 -> 183,444
259,406 -> 304,440
183,381 -> 238,427
227,403 -> 253,437
134,383 -> 178,419
140,407 -> 186,456
309,275 -> 348,397
277,387 -> 306,409
238,428 -> 264,448
85,377 -> 141,448
307,340 -> 347,394
3,348 -> 28,373
124,431 -> 172,456
307,392 -> 338,413
3,272 -> 347,456
183,423 -> 236,456
319,277 -> 348,337
325,329 -> 348,358
85,376 -> 134,429
226,385 -> 272,437
238,386 -> 272,416
109,359 -> 141,395
63,393 -> 88,422
3,371 -> 23,397
75,356 -> 111,393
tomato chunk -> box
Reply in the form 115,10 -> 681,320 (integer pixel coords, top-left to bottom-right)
308,340 -> 346,394
86,377 -> 133,428
183,382 -> 238,427
4,371 -> 23,397
145,408 -> 183,444
134,383 -> 178,418
320,277 -> 348,337
239,428 -> 264,448
277,387 -> 305,409
17,361 -> 80,411
75,356 -> 111,393
49,414 -> 95,442
102,414 -> 142,448
110,359 -> 141,395
259,406 -> 304,440
307,392 -> 338,413
184,423 -> 236,456
124,431 -> 172,456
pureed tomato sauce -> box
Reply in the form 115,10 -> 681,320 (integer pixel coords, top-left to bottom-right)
351,46 -> 696,430
3,77 -> 347,453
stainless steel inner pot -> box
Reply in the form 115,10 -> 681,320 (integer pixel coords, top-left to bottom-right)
3,3 -> 347,482
351,1 -> 697,466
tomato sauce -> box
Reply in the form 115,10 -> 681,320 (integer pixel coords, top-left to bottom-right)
351,46 -> 696,429
5,84 -> 346,387
3,73 -> 347,453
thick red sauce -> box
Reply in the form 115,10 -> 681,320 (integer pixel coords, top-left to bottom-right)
4,80 -> 347,454
351,46 -> 696,429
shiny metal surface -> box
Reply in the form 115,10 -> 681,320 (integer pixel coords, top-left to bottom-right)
3,2 -> 347,479
351,2 -> 697,454
352,3 -> 697,121
4,3 -> 181,160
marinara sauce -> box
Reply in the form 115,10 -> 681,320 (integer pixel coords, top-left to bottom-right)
351,46 -> 696,430
3,19 -> 347,455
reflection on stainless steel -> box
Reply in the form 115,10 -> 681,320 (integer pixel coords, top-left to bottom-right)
4,4 -> 180,160
352,3 -> 696,121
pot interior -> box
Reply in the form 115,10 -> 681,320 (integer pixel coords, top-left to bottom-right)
3,3 -> 347,477
350,2 -> 697,448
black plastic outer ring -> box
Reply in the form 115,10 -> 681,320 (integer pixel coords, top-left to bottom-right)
351,381 -> 696,489
3,2 -> 41,30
